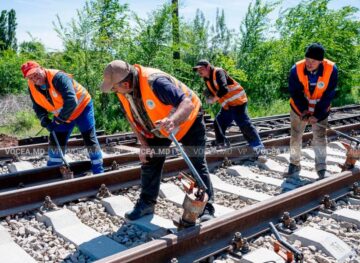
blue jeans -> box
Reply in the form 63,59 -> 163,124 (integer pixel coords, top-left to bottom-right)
47,101 -> 104,174
215,103 -> 264,150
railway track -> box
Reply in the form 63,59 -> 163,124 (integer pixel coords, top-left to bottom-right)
1,104 -> 359,161
0,105 -> 359,262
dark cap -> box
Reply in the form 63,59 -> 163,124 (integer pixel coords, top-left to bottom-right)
193,59 -> 211,71
305,43 -> 325,61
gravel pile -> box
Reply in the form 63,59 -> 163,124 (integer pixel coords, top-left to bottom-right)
119,186 -> 183,221
67,200 -> 123,235
250,233 -> 342,263
247,161 -> 285,179
30,158 -> 47,168
1,212 -> 90,263
120,186 -> 141,203
301,209 -> 360,259
214,190 -> 255,210
111,223 -> 151,248
215,167 -> 280,196
0,166 -> 9,174
67,199 -> 152,248
154,198 -> 183,220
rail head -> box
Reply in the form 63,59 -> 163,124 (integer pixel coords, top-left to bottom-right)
95,168 -> 360,263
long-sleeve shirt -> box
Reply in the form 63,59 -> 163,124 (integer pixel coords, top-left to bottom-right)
29,72 -> 78,122
289,63 -> 338,121
203,67 -> 233,98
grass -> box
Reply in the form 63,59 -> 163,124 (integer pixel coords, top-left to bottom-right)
0,92 -> 357,139
248,99 -> 290,118
0,111 -> 47,138
0,111 -> 82,138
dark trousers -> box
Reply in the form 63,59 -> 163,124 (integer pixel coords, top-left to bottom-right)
140,114 -> 214,204
214,103 -> 263,150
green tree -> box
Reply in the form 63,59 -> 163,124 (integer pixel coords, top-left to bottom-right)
19,39 -> 46,59
236,0 -> 279,102
0,9 -> 17,50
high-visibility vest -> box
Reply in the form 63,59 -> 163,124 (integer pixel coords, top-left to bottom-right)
205,67 -> 247,109
28,69 -> 91,122
290,59 -> 335,115
117,64 -> 201,141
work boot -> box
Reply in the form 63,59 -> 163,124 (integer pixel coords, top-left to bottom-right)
199,203 -> 215,222
286,163 -> 301,176
317,169 -> 331,180
256,151 -> 267,163
125,199 -> 155,220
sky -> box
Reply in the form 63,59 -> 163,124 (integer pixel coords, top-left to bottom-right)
1,0 -> 359,51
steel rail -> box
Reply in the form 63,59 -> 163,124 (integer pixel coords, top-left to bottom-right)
2,104 -> 359,158
95,168 -> 360,263
0,122 -> 359,192
0,122 -> 359,217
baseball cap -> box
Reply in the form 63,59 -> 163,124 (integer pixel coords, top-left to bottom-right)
192,59 -> 211,71
21,61 -> 41,78
101,60 -> 131,93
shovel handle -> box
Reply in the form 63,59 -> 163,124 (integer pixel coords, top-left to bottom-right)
316,123 -> 360,144
169,132 -> 208,191
51,131 -> 71,168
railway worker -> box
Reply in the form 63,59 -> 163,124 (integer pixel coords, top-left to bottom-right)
21,61 -> 104,174
287,43 -> 338,179
101,60 -> 215,222
193,59 -> 266,162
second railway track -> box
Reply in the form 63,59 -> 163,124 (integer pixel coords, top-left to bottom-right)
0,105 -> 359,263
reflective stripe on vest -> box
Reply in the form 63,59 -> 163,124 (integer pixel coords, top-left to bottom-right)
221,90 -> 246,107
290,59 -> 335,116
206,67 -> 247,108
117,65 -> 201,141
28,69 -> 91,122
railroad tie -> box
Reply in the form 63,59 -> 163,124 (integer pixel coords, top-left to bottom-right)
209,174 -> 272,202
37,208 -> 126,260
102,195 -> 177,233
0,225 -> 37,263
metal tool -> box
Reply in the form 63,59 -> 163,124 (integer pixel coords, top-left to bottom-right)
269,222 -> 303,262
316,122 -> 360,144
35,127 -> 44,137
315,123 -> 360,171
214,117 -> 231,148
51,131 -> 74,179
169,132 -> 207,191
168,132 -> 208,228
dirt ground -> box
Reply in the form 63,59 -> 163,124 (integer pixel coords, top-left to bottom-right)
0,134 -> 18,148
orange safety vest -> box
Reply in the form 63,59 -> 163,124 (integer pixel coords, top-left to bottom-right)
290,59 -> 335,115
28,69 -> 91,122
117,65 -> 201,141
205,67 -> 247,109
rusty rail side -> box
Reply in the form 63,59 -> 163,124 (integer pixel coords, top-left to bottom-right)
96,168 -> 360,263
0,122 -> 359,215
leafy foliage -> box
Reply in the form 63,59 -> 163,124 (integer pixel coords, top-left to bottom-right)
0,9 -> 17,51
0,0 -> 359,134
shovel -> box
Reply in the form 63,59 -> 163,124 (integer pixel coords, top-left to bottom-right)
51,131 -> 74,179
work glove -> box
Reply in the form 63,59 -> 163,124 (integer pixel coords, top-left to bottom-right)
46,121 -> 57,132
40,117 -> 52,129
301,110 -> 311,121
